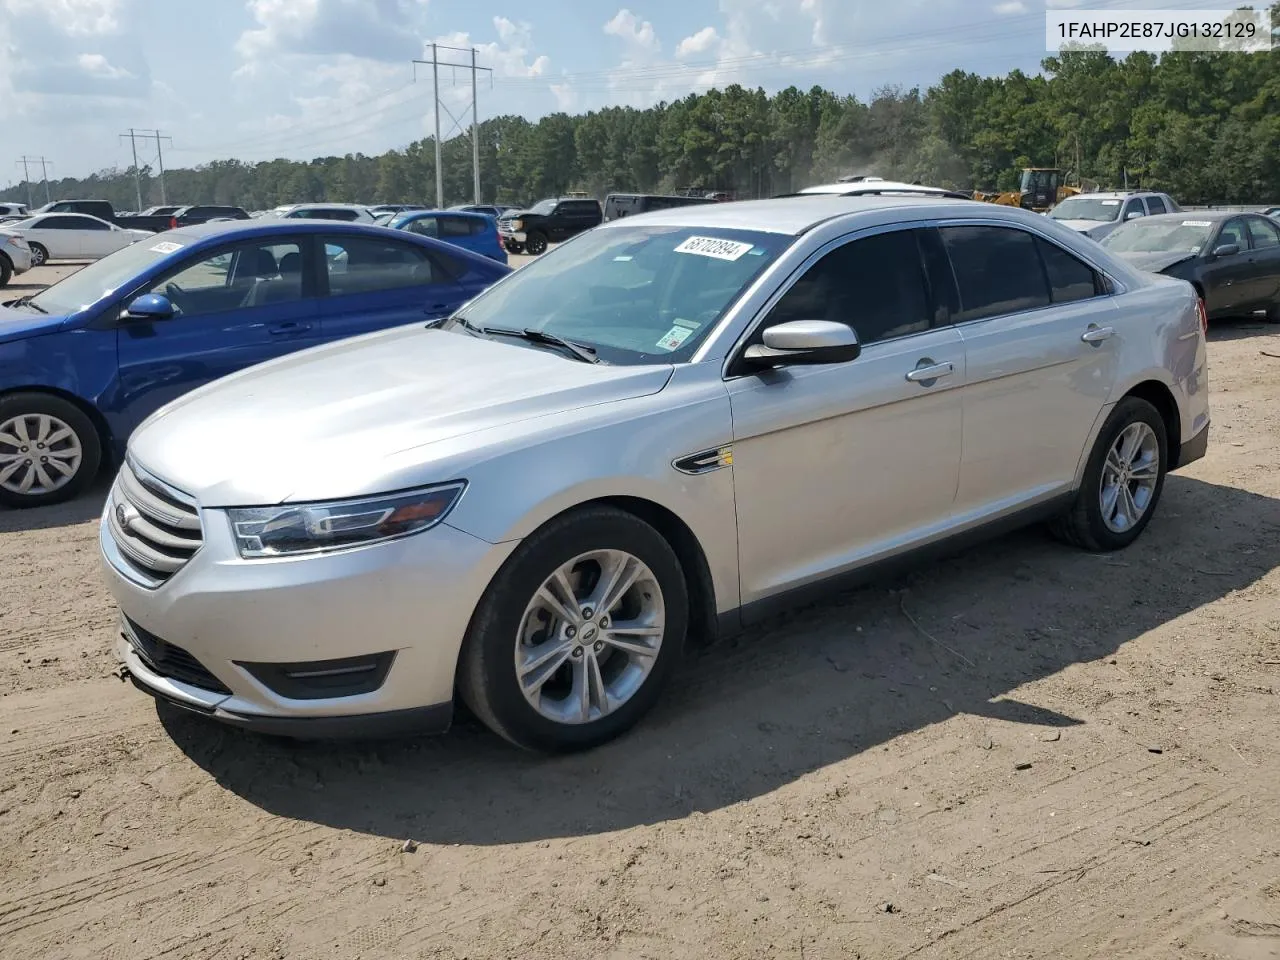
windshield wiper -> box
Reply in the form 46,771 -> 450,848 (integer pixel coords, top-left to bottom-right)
480,326 -> 601,364
9,296 -> 46,314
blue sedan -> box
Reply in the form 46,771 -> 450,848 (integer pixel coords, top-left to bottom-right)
0,219 -> 511,507
388,210 -> 509,264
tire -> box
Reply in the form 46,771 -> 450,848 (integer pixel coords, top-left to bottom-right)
1265,299 -> 1280,324
0,392 -> 102,508
458,505 -> 688,753
525,231 -> 548,255
1050,396 -> 1168,552
28,243 -> 48,266
0,254 -> 10,288
503,240 -> 524,255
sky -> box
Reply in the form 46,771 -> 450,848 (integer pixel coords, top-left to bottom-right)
0,0 -> 1219,180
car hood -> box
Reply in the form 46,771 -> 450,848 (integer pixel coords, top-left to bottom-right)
128,324 -> 675,506
1053,219 -> 1114,234
1114,251 -> 1197,273
0,304 -> 69,343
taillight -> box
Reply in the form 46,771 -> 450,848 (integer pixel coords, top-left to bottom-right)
169,216 -> 177,229
1196,297 -> 1208,335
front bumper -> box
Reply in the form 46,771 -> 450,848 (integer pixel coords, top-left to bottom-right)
2,242 -> 32,273
100,492 -> 518,739
499,230 -> 527,243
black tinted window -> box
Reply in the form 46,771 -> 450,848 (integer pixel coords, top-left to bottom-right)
439,217 -> 471,238
566,201 -> 600,215
767,229 -> 930,345
941,226 -> 1050,321
322,236 -> 437,295
1036,238 -> 1099,303
468,218 -> 489,235
1145,196 -> 1168,214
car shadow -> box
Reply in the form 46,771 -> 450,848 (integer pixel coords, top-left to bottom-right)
160,473 -> 1280,846
0,476 -> 109,532
1207,315 -> 1280,342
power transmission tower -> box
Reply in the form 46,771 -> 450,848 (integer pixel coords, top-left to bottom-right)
412,45 -> 491,207
119,129 -> 145,210
142,130 -> 173,204
16,156 -> 53,205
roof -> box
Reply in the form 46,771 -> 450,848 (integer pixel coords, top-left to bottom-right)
286,202 -> 371,210
1067,190 -> 1166,199
795,179 -> 958,197
1126,210 -> 1241,223
392,209 -> 492,221
164,218 -> 405,243
595,193 -> 981,236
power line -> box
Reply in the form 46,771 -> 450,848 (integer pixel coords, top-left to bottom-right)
15,156 -> 53,206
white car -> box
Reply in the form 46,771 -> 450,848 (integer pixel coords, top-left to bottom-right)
1047,192 -> 1181,242
0,202 -> 29,218
0,232 -> 33,286
3,212 -> 152,264
275,203 -> 377,223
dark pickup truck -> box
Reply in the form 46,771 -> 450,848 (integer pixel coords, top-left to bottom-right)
497,197 -> 603,255
32,200 -> 176,233
33,201 -> 251,233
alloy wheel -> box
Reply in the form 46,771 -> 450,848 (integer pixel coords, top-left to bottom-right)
1099,421 -> 1160,534
0,413 -> 83,496
514,549 -> 665,725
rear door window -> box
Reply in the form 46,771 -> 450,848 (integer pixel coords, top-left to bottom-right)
1247,216 -> 1280,249
940,225 -> 1052,321
439,217 -> 472,238
322,235 -> 439,296
1036,237 -> 1101,303
1145,195 -> 1168,215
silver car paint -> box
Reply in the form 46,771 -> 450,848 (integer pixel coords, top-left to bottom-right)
101,195 -> 1210,727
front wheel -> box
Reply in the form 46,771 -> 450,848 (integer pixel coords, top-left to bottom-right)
525,231 -> 548,255
1049,396 -> 1168,551
28,243 -> 48,266
0,392 -> 102,508
503,240 -> 524,255
458,506 -> 688,753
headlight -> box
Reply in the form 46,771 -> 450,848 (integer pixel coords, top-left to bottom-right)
511,219 -> 523,231
228,482 -> 466,558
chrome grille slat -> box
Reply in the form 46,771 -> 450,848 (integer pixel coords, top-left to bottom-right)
106,461 -> 202,586
117,465 -> 201,531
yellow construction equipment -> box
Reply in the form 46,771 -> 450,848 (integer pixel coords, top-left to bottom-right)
973,168 -> 1088,213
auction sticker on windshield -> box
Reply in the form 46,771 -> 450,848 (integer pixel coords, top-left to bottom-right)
149,241 -> 183,253
1102,200 -> 1121,206
1182,220 -> 1213,227
674,236 -> 754,261
656,323 -> 696,351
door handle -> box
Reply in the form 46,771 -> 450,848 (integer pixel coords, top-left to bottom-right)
905,361 -> 954,383
1081,325 -> 1114,344
268,321 -> 312,336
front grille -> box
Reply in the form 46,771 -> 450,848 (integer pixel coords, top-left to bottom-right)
124,617 -> 231,694
106,460 -> 202,586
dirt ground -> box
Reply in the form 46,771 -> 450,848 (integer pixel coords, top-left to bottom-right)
2,261 -> 1279,960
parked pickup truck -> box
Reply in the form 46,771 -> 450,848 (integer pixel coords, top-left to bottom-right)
31,200 -> 176,233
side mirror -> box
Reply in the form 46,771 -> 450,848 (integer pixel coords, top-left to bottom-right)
1125,211 -> 1143,220
742,320 -> 862,369
120,293 -> 175,321
1211,243 -> 1240,259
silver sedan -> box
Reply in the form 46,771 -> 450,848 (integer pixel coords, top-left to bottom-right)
99,195 -> 1210,752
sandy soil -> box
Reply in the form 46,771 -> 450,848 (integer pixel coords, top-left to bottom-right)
2,261 -> 1279,960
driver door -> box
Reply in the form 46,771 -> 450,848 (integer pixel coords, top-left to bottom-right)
113,236 -> 322,437
727,226 -> 966,611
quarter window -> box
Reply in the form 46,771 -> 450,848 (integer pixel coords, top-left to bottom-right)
1247,216 -> 1280,248
939,226 -> 1051,322
765,229 -> 931,346
1036,238 -> 1100,304
322,236 -> 438,295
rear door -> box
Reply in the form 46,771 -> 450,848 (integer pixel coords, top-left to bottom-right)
113,235 -> 322,435
1243,215 -> 1280,306
315,232 -> 466,341
942,223 -> 1117,513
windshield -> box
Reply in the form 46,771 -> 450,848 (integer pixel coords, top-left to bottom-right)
25,238 -> 180,315
1101,219 -> 1213,255
1049,197 -> 1122,222
446,224 -> 792,365
529,199 -> 557,215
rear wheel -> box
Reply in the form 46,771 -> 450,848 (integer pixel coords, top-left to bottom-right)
525,231 -> 548,255
28,243 -> 48,266
1050,396 -> 1167,551
0,393 -> 102,508
458,506 -> 688,753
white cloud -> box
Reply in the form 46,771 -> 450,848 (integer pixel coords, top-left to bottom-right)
603,8 -> 660,56
1,0 -> 123,35
236,0 -> 431,63
994,0 -> 1027,13
676,26 -> 720,57
76,52 -> 134,80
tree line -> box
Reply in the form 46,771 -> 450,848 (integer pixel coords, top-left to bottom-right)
6,46 -> 1280,211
